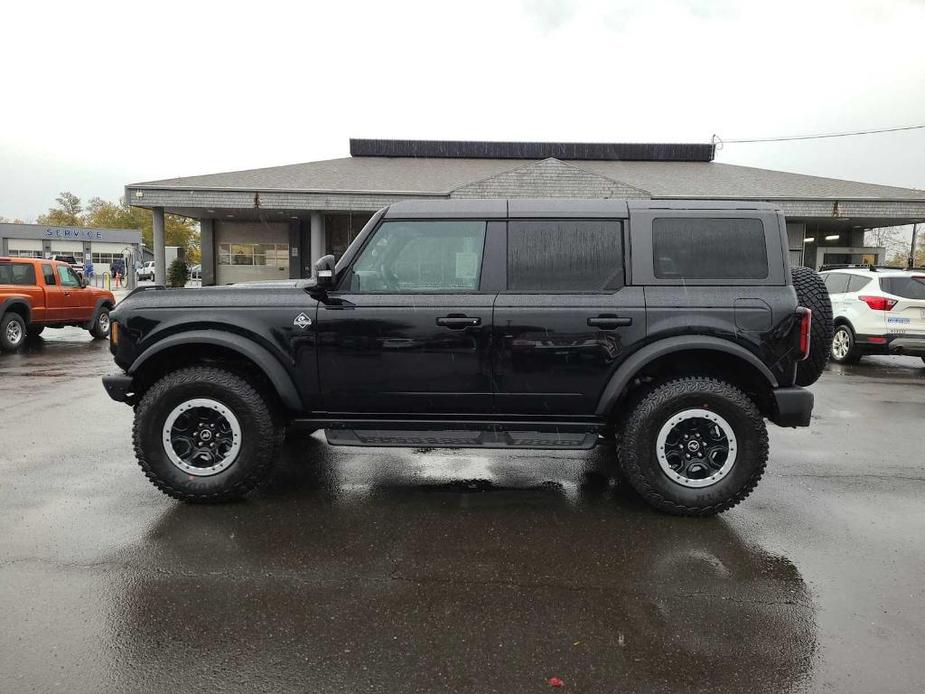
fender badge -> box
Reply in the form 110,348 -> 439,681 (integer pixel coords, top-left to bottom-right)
293,312 -> 312,329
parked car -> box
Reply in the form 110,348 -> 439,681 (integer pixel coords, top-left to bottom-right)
821,266 -> 925,364
189,264 -> 201,282
137,261 -> 156,282
102,199 -> 832,516
51,254 -> 85,278
0,257 -> 115,351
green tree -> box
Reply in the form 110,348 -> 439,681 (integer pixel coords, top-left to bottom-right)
36,192 -> 83,226
41,192 -> 201,263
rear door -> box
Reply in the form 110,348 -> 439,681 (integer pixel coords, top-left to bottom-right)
492,218 -> 645,416
316,218 -> 499,414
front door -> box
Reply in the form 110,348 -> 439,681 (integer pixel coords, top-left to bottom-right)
316,219 -> 495,414
55,265 -> 94,322
492,219 -> 646,416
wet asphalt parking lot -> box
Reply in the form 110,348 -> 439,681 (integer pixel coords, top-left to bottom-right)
1,328 -> 923,693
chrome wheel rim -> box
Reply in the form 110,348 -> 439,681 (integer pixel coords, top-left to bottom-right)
832,328 -> 849,360
5,320 -> 23,345
656,409 -> 737,488
98,312 -> 110,333
162,398 -> 242,476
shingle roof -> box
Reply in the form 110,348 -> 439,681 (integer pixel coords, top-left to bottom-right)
131,156 -> 925,201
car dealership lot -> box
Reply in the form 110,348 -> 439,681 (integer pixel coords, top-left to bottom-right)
1,330 -> 924,693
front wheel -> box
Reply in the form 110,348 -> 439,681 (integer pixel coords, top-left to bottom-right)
830,325 -> 861,364
133,366 -> 283,502
618,377 -> 768,516
89,307 -> 111,339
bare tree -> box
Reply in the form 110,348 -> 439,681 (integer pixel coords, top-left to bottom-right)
865,225 -> 910,258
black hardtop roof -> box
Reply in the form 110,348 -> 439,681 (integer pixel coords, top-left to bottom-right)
383,198 -> 782,219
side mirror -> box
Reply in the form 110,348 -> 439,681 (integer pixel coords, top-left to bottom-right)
313,254 -> 336,289
79,276 -> 87,288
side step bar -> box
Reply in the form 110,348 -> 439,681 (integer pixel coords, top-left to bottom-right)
325,429 -> 599,449
292,417 -> 604,450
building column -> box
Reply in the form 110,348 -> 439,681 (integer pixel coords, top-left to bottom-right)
310,212 -> 325,273
152,206 -> 166,284
200,218 -> 216,285
287,219 -> 302,279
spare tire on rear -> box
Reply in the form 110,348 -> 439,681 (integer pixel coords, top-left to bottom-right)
791,266 -> 833,386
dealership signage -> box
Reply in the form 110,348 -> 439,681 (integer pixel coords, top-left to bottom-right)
45,228 -> 106,240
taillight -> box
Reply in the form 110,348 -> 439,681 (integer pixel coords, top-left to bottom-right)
797,308 -> 812,360
858,295 -> 897,311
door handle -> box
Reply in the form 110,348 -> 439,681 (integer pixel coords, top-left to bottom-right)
436,315 -> 481,329
587,315 -> 632,329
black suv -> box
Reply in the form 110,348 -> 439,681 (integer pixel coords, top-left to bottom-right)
103,199 -> 832,515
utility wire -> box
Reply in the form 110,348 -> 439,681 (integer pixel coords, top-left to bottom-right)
713,123 -> 925,146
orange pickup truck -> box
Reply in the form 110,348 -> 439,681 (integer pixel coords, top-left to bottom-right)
0,257 -> 116,352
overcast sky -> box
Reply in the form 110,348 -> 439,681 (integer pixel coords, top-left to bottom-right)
2,0 -> 924,221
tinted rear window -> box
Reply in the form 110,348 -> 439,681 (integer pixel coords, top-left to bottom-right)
847,275 -> 871,293
880,276 -> 925,300
508,220 -> 623,291
0,262 -> 36,285
652,218 -> 768,279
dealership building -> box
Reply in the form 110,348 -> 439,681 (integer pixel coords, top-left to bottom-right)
0,222 -> 145,268
125,139 -> 925,285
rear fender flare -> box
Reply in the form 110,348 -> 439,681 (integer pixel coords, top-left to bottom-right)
595,336 -> 778,417
128,330 -> 303,411
1,297 -> 32,325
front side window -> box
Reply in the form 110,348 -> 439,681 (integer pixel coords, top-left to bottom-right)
508,220 -> 623,291
0,262 -> 37,285
653,218 -> 768,280
57,265 -> 80,287
348,221 -> 486,293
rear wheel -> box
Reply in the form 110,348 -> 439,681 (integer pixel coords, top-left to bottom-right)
791,266 -> 833,386
618,377 -> 768,516
830,324 -> 861,364
1,313 -> 27,352
133,366 -> 283,502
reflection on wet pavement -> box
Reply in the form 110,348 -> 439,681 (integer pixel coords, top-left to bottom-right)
1,329 -> 924,692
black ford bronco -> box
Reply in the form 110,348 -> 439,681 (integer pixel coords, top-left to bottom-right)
103,199 -> 832,515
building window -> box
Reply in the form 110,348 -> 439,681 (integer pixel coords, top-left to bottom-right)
8,249 -> 43,258
218,243 -> 289,268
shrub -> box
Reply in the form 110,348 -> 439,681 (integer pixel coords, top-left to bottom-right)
167,258 -> 190,288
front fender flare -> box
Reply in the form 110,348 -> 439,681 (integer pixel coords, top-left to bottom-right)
595,335 -> 778,417
128,330 -> 303,411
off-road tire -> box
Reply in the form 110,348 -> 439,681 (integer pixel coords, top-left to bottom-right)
830,324 -> 862,364
133,366 -> 283,503
618,377 -> 769,516
26,324 -> 45,338
792,266 -> 833,386
1,312 -> 27,352
89,306 -> 111,339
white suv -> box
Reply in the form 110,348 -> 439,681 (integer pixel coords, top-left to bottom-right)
136,261 -> 156,282
820,266 -> 925,365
